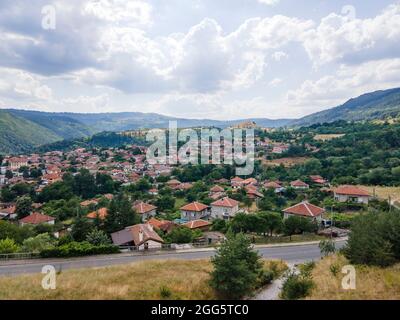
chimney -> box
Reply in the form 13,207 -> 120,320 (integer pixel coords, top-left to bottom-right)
139,228 -> 144,242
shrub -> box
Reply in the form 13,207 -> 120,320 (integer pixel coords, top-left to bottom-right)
329,263 -> 341,277
159,286 -> 172,299
257,269 -> 275,287
281,271 -> 314,300
0,238 -> 20,254
22,233 -> 55,253
86,229 -> 111,246
40,241 -> 119,258
319,239 -> 336,257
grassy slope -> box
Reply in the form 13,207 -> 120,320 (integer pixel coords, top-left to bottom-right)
0,259 -> 287,300
307,255 -> 400,300
0,110 -> 60,154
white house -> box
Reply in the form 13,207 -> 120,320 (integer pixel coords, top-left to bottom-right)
180,202 -> 210,221
210,197 -> 240,220
134,202 -> 157,222
333,185 -> 370,204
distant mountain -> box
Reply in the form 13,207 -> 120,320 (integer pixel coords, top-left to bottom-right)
290,88 -> 400,127
0,110 -> 60,154
0,109 -> 290,154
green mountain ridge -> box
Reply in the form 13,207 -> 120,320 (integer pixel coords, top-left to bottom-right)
290,87 -> 400,127
1,87 -> 400,154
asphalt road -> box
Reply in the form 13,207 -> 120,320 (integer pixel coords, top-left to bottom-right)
0,240 -> 346,277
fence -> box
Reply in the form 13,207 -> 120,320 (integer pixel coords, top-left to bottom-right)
0,252 -> 40,261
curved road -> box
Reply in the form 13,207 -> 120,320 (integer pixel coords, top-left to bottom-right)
0,240 -> 346,276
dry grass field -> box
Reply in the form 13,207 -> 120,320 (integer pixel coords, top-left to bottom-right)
314,134 -> 345,141
357,185 -> 400,201
0,259 -> 287,300
307,255 -> 400,300
261,157 -> 310,167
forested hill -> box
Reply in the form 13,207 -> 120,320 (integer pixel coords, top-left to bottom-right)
290,88 -> 400,127
0,109 -> 290,154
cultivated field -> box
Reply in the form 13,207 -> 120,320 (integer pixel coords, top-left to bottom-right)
307,255 -> 400,300
314,134 -> 345,141
0,259 -> 287,300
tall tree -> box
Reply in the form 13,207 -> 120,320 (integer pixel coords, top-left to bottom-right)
15,196 -> 33,219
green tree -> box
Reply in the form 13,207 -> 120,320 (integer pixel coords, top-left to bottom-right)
5,170 -> 13,179
319,239 -> 336,257
104,194 -> 138,233
86,229 -> 111,246
15,196 -> 33,219
210,233 -> 263,299
258,212 -> 283,236
283,216 -> 316,240
71,215 -> 93,242
155,195 -> 175,211
165,227 -> 194,244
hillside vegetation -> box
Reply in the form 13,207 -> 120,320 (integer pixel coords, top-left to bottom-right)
0,110 -> 60,154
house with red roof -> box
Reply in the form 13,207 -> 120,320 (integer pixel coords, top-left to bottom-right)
87,207 -> 108,220
310,175 -> 328,186
333,185 -> 370,204
111,224 -> 164,250
210,197 -> 240,220
134,202 -> 157,222
230,176 -> 244,188
182,219 -> 211,231
19,212 -> 55,226
264,181 -> 285,193
290,179 -> 309,190
180,202 -> 210,221
283,201 -> 325,222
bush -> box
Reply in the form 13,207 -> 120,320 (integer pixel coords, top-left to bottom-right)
0,238 -> 20,254
281,271 -> 314,300
22,233 -> 55,253
159,286 -> 172,299
257,269 -> 275,287
164,227 -> 194,244
86,229 -> 111,246
40,241 -> 119,258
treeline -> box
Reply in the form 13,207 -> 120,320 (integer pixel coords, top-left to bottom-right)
36,132 -> 146,153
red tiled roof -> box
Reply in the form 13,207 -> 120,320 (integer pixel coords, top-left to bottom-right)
166,179 -> 181,185
211,197 -> 239,208
290,180 -> 309,187
231,177 -> 244,182
147,217 -> 165,229
180,202 -> 208,212
283,201 -> 325,217
134,202 -> 157,214
19,212 -> 55,224
334,185 -> 370,197
111,224 -> 164,246
80,199 -> 99,206
87,207 -> 108,220
210,185 -> 224,193
264,181 -> 282,189
182,219 -> 211,229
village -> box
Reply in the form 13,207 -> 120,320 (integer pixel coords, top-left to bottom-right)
0,127 -> 380,256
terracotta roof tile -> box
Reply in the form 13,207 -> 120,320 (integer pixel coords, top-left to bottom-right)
283,201 -> 325,217
180,202 -> 209,212
211,197 -> 239,208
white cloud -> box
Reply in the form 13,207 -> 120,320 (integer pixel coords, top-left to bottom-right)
0,68 -> 52,101
269,78 -> 283,87
287,58 -> 400,111
302,4 -> 400,66
258,0 -> 280,6
272,51 -> 288,61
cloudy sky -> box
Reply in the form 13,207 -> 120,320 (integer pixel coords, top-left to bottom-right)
0,0 -> 400,120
